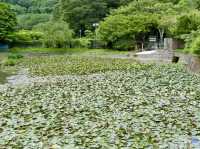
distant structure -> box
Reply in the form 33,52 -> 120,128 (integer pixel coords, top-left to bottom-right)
136,38 -> 185,63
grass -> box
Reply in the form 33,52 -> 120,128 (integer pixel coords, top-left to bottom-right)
10,47 -> 131,56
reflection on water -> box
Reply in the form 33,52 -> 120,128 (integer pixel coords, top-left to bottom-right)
0,71 -> 8,84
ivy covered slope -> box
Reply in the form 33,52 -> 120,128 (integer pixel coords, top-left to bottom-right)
0,59 -> 200,148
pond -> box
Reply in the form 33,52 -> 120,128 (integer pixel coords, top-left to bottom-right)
0,71 -> 9,84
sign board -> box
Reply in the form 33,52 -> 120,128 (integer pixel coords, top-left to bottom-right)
149,37 -> 157,42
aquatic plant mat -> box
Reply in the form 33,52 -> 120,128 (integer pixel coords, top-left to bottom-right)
0,56 -> 200,148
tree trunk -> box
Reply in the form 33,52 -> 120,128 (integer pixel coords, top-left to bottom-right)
141,43 -> 144,51
158,28 -> 165,48
142,35 -> 145,51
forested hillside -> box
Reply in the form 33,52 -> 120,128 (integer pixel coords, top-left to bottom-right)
1,0 -> 200,54
54,0 -> 132,34
0,0 -> 57,29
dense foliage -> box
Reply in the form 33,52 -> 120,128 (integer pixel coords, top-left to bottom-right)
34,21 -> 73,48
96,0 -> 200,52
1,0 -> 57,14
98,0 -> 181,50
0,56 -> 200,147
1,0 -> 57,30
3,0 -> 200,52
0,2 -> 17,42
17,13 -> 51,30
13,30 -> 43,42
55,0 -> 132,34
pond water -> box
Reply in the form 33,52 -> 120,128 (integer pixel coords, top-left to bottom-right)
0,71 -> 9,84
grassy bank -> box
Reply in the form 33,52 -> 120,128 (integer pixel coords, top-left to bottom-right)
10,47 -> 131,56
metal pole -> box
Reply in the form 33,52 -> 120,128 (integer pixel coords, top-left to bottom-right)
79,29 -> 82,39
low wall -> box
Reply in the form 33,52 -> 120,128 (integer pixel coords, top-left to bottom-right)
176,53 -> 200,73
136,50 -> 174,63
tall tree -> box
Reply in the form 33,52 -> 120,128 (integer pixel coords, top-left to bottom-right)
0,2 -> 17,42
98,0 -> 180,49
1,0 -> 57,29
55,0 -> 132,35
34,21 -> 73,48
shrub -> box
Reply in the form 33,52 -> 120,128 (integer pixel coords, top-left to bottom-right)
72,38 -> 91,48
2,53 -> 24,66
33,21 -> 74,48
113,37 -> 135,50
13,30 -> 43,42
8,53 -> 24,59
189,36 -> 200,54
173,10 -> 200,36
3,59 -> 17,66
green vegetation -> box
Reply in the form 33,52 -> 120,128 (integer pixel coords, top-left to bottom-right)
0,53 -> 23,67
34,21 -> 73,48
0,2 -> 17,42
13,30 -> 43,42
1,0 -> 200,148
98,0 -> 178,50
17,13 -> 51,30
2,0 -> 57,29
10,47 -> 129,55
0,56 -> 200,147
55,0 -> 132,34
20,56 -> 143,76
2,0 -> 200,53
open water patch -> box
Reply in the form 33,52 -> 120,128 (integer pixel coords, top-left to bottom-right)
0,71 -> 9,84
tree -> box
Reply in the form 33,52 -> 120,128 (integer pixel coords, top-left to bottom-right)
17,13 -> 51,30
1,0 -> 57,13
2,0 -> 57,30
98,0 -> 180,50
172,10 -> 200,36
54,0 -> 132,35
98,13 -> 157,50
178,0 -> 200,9
34,21 -> 73,48
0,2 -> 17,42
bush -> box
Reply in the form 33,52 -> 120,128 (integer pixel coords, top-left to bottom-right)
2,53 -> 24,66
172,10 -> 200,36
113,37 -> 135,50
72,38 -> 91,48
3,59 -> 17,66
13,30 -> 43,42
189,36 -> 200,54
33,21 -> 74,48
8,53 -> 24,59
